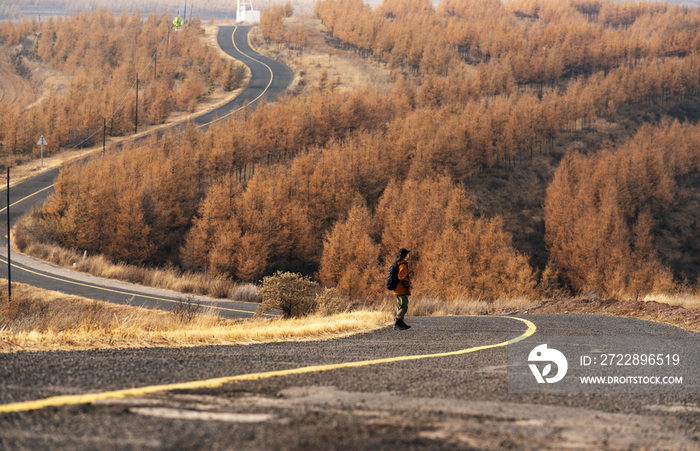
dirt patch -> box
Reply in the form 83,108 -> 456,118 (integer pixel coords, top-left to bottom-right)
249,18 -> 394,95
0,35 -> 71,111
14,36 -> 71,110
0,44 -> 37,108
522,297 -> 700,332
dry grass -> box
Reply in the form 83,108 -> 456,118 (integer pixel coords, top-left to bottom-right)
642,292 -> 700,310
19,240 -> 242,300
231,283 -> 263,303
377,294 -> 539,317
248,18 -> 394,95
0,281 -> 390,353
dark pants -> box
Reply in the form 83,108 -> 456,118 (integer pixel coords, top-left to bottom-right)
395,295 -> 409,321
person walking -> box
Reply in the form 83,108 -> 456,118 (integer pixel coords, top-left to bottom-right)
393,248 -> 411,330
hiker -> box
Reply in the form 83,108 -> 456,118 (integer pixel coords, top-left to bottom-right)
393,248 -> 411,330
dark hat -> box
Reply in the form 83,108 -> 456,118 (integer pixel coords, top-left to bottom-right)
398,248 -> 410,257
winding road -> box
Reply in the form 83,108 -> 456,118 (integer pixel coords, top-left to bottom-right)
0,26 -> 291,319
1,25 -> 699,451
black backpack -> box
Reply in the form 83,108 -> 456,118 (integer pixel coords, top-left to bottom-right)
386,262 -> 401,290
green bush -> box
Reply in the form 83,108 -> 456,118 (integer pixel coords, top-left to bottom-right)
256,271 -> 318,318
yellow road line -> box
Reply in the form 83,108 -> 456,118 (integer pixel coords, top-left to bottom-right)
0,316 -> 536,413
0,184 -> 54,214
0,256 -> 258,316
197,25 -> 275,128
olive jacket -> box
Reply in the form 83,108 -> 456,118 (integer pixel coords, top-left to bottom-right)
392,258 -> 411,296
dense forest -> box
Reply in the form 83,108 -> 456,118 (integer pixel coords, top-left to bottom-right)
6,0 -> 700,303
0,10 -> 245,157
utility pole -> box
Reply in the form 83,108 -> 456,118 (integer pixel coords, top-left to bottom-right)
6,168 -> 11,303
135,77 -> 139,135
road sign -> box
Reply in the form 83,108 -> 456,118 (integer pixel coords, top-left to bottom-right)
37,135 -> 47,168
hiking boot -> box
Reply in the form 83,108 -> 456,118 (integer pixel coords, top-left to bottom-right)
393,320 -> 411,330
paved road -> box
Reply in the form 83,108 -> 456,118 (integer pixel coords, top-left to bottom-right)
197,25 -> 293,129
0,249 -> 259,317
0,26 -> 291,319
1,315 -> 699,449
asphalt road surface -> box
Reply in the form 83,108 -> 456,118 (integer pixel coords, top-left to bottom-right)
197,25 -> 293,129
0,26 -> 291,319
1,314 -> 699,450
0,249 -> 259,318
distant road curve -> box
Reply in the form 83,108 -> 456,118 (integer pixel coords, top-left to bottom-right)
0,25 -> 292,319
196,25 -> 293,129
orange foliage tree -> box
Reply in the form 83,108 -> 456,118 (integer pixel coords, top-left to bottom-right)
375,177 -> 535,301
542,122 -> 700,297
318,204 -> 382,299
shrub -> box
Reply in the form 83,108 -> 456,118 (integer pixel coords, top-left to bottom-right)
12,205 -> 57,252
256,271 -> 318,318
538,262 -> 565,299
219,61 -> 246,91
315,287 -> 346,315
177,70 -> 207,112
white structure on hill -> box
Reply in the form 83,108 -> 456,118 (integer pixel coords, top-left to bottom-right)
237,0 -> 260,22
